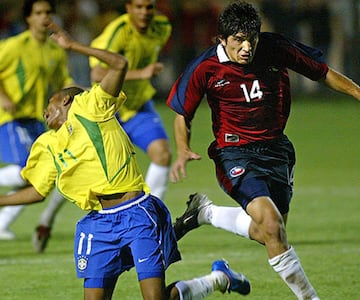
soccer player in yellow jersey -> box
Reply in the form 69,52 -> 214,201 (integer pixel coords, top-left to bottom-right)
89,0 -> 172,201
0,21 -> 251,300
0,0 -> 73,241
34,0 -> 173,253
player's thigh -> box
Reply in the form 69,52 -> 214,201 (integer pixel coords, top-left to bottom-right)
84,287 -> 114,300
139,277 -> 167,300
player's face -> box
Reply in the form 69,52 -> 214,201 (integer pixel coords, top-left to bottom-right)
126,0 -> 155,33
220,32 -> 259,65
26,1 -> 54,35
44,93 -> 68,130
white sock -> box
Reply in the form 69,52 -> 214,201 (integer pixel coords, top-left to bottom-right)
0,165 -> 25,186
175,271 -> 227,300
269,246 -> 319,300
199,204 -> 251,239
0,165 -> 26,231
0,205 -> 24,230
145,163 -> 169,200
39,189 -> 65,227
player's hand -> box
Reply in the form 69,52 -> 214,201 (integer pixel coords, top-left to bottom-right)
170,150 -> 201,183
47,21 -> 75,50
141,62 -> 164,79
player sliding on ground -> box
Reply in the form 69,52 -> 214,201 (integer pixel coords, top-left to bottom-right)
0,21 -> 251,300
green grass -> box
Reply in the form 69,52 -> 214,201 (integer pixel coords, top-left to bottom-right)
1,94 -> 360,299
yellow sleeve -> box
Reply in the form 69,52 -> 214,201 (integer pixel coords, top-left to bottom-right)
155,14 -> 172,47
89,16 -> 127,69
71,84 -> 127,122
21,132 -> 57,197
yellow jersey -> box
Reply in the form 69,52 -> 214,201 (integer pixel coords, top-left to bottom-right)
21,85 -> 150,211
0,30 -> 73,125
89,14 -> 171,121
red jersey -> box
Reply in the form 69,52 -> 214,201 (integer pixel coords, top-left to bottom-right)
167,32 -> 328,148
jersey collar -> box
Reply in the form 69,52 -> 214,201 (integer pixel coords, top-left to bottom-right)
216,44 -> 230,63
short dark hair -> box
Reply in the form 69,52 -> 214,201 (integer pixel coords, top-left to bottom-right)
218,1 -> 261,40
59,86 -> 85,102
23,0 -> 56,19
125,0 -> 156,5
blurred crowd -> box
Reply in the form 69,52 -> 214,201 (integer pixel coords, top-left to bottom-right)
1,0 -> 359,96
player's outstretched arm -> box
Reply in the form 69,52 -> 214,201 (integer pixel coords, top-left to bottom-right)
0,186 -> 44,206
324,67 -> 360,101
47,21 -> 128,97
170,114 -> 202,183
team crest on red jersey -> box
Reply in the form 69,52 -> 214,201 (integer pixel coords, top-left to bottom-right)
229,166 -> 245,177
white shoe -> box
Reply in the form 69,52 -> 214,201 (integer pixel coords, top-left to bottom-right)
0,229 -> 16,240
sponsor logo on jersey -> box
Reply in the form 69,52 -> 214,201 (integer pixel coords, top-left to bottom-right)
229,166 -> 245,177
215,79 -> 230,87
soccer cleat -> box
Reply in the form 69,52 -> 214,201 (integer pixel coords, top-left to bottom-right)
212,259 -> 251,295
173,193 -> 212,241
32,225 -> 51,253
0,229 -> 15,240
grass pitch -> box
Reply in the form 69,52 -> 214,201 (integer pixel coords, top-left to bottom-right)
0,93 -> 359,299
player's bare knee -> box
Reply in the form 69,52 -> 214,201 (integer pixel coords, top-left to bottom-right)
166,281 -> 180,300
147,141 -> 172,166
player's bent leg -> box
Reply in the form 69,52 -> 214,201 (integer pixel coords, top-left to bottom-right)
0,164 -> 27,239
84,287 -> 114,300
38,189 -> 65,227
83,278 -> 117,300
246,196 -> 289,257
145,139 -> 171,200
0,205 -> 25,240
0,164 -> 25,186
247,197 -> 320,299
173,193 -> 213,241
139,277 -> 167,300
269,247 -> 320,300
33,189 -> 66,253
172,259 -> 250,299
146,138 -> 171,167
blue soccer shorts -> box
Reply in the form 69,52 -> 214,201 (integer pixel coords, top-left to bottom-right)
0,119 -> 45,167
116,100 -> 168,152
74,192 -> 181,288
209,135 -> 295,214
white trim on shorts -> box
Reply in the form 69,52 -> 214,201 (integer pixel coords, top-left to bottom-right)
98,193 -> 149,214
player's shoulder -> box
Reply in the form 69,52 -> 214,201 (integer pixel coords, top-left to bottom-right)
37,130 -> 57,141
258,32 -> 283,46
152,13 -> 171,32
0,31 -> 30,48
104,14 -> 130,31
256,32 -> 290,58
153,13 -> 170,25
31,130 -> 57,151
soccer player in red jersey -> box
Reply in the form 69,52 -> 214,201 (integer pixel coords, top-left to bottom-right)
167,1 -> 360,299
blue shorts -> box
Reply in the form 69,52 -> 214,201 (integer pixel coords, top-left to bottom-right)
0,119 -> 45,167
74,193 -> 181,288
117,100 -> 168,152
208,135 -> 295,214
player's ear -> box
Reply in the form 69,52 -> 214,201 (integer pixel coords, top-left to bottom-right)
62,94 -> 72,106
218,36 -> 227,47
